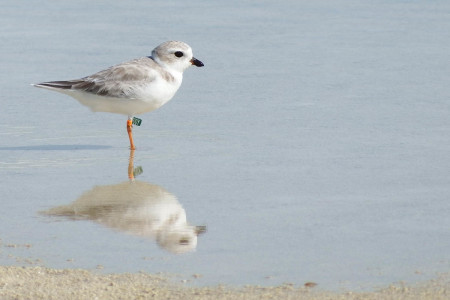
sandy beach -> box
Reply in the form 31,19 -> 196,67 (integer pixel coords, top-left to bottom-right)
0,265 -> 448,300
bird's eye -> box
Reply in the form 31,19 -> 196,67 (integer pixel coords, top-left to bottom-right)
174,51 -> 184,58
179,238 -> 189,245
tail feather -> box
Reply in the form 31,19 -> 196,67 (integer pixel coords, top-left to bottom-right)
33,80 -> 81,90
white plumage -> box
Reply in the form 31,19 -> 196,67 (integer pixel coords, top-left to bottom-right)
33,41 -> 204,149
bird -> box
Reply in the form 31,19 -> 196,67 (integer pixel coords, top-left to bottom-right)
33,41 -> 204,150
42,180 -> 206,254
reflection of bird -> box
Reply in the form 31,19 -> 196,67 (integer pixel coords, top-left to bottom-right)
33,41 -> 204,150
42,181 -> 206,254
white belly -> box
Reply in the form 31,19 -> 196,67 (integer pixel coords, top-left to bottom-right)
57,76 -> 182,116
70,92 -> 165,115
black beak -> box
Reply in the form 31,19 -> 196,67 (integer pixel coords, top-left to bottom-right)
195,225 -> 207,235
190,57 -> 204,67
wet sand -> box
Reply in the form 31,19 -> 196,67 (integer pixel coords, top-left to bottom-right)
0,266 -> 448,300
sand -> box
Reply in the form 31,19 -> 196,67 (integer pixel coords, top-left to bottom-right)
0,266 -> 448,300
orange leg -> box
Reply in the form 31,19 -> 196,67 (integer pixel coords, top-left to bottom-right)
128,149 -> 135,180
127,119 -> 136,150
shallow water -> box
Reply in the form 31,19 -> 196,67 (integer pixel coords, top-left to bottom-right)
1,0 -> 449,291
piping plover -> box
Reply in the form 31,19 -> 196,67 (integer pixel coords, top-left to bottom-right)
33,41 -> 204,149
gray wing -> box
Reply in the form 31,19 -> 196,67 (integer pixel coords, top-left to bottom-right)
34,57 -> 163,98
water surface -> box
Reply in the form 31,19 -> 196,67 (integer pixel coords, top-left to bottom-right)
1,0 -> 449,291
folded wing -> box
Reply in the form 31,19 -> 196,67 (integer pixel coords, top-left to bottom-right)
34,57 -> 163,98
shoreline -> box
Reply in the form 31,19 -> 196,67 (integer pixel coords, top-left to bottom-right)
0,265 -> 448,299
